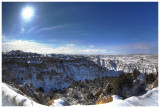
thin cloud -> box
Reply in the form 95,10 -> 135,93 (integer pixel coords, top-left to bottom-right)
20,27 -> 25,33
35,25 -> 68,33
27,26 -> 38,34
110,42 -> 157,54
21,27 -> 25,32
114,43 -> 151,50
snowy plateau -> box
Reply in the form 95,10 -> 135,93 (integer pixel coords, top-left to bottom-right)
2,50 -> 158,107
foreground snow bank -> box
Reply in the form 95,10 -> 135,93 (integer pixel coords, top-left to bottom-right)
2,83 -> 46,106
2,82 -> 158,106
125,87 -> 158,106
94,87 -> 158,106
104,87 -> 158,106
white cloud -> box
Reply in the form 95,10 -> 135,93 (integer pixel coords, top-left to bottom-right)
66,44 -> 74,47
2,35 -> 7,42
2,40 -> 107,54
2,40 -> 52,54
3,38 -> 156,54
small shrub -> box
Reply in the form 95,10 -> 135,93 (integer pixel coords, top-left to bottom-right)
145,73 -> 157,84
132,69 -> 140,80
85,79 -> 89,83
37,87 -> 44,92
73,94 -> 79,99
104,83 -> 113,95
152,77 -> 158,88
111,73 -> 133,95
84,93 -> 94,100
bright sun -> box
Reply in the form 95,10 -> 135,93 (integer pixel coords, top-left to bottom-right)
22,7 -> 34,20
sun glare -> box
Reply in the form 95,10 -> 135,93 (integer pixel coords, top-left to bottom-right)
22,7 -> 34,20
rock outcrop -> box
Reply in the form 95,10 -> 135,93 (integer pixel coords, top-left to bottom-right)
96,94 -> 113,104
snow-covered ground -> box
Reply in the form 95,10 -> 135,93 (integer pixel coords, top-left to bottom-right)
2,82 -> 158,106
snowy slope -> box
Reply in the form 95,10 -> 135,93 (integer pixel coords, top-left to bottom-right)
2,82 -> 158,106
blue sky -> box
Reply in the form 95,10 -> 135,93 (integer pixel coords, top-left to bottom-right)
2,2 -> 158,54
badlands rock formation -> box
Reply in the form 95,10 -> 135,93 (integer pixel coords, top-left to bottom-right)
2,50 -> 158,106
